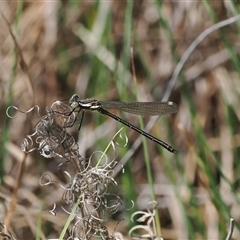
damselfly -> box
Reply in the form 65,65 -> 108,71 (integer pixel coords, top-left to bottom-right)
69,94 -> 178,154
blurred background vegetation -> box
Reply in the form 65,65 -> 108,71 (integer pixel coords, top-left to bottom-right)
1,0 -> 240,239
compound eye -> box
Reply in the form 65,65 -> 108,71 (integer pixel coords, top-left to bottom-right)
69,94 -> 79,106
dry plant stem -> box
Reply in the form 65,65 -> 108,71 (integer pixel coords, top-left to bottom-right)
4,153 -> 27,227
0,12 -> 34,98
70,156 -> 82,173
2,13 -> 35,227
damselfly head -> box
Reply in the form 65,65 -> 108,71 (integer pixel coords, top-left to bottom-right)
69,94 -> 80,109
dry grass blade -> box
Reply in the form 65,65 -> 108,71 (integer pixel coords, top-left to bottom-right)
0,12 -> 34,101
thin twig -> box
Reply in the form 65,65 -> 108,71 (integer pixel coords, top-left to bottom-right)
163,13 -> 240,101
225,218 -> 234,240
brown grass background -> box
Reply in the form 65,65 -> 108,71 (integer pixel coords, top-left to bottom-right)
0,1 -> 240,239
